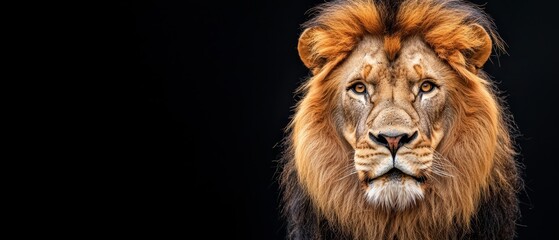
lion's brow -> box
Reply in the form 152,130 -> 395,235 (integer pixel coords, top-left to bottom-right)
362,64 -> 372,79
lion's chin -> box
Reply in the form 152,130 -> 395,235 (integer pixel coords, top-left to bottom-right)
365,171 -> 425,210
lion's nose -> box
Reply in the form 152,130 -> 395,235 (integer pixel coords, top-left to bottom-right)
369,131 -> 418,158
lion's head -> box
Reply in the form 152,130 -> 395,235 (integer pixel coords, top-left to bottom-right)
279,0 -> 521,239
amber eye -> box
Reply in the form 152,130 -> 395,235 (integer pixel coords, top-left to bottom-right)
351,83 -> 367,94
420,81 -> 435,93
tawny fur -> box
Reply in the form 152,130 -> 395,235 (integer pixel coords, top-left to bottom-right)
278,0 -> 521,239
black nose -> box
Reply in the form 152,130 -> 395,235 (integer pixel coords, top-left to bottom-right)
369,131 -> 418,158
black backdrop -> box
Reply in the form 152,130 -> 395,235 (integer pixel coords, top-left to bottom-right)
110,0 -> 559,239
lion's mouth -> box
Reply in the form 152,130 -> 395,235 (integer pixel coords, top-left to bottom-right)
367,168 -> 426,184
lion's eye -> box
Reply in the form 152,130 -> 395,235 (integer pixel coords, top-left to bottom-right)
420,81 -> 435,93
351,83 -> 367,94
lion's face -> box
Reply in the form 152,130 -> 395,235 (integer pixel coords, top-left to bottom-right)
335,36 -> 455,210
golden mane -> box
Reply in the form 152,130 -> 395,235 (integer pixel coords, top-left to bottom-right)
279,0 -> 521,239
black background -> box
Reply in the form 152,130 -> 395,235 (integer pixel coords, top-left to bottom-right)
109,0 -> 558,239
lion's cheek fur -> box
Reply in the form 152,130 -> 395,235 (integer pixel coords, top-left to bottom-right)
434,75 -> 502,216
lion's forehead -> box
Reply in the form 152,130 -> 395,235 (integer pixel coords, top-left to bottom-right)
343,36 -> 447,85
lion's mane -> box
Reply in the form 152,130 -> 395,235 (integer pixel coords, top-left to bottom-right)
278,0 -> 522,239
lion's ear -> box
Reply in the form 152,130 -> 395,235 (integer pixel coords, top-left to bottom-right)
298,27 -> 326,74
468,24 -> 493,72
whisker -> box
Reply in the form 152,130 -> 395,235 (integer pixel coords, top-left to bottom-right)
336,170 -> 358,182
429,150 -> 458,178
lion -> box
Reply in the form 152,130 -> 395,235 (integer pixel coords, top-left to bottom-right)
277,0 -> 522,239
